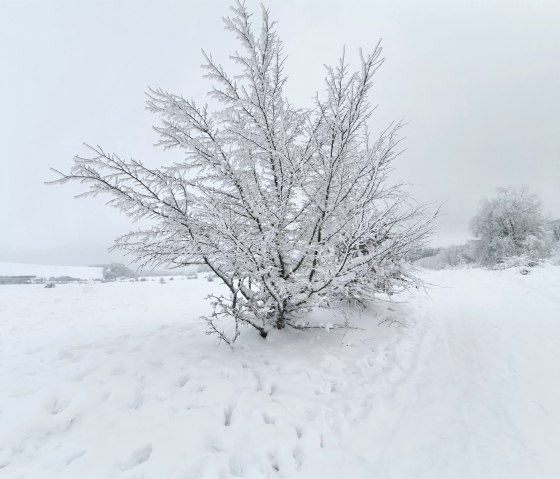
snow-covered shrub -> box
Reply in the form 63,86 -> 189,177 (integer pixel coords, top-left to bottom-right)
102,263 -> 136,281
523,234 -> 552,260
50,2 -> 435,343
470,187 -> 548,266
439,243 -> 476,267
414,254 -> 442,270
553,222 -> 560,242
415,242 -> 476,270
406,246 -> 441,263
549,244 -> 560,266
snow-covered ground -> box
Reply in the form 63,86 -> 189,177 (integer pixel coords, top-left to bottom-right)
1,266 -> 559,478
0,262 -> 103,280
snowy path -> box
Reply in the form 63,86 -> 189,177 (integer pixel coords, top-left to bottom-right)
1,267 -> 560,478
371,267 -> 560,478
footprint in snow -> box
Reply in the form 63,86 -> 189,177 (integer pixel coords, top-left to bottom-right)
128,390 -> 144,410
0,448 -> 12,470
64,449 -> 86,466
192,384 -> 207,393
252,371 -> 264,392
224,406 -> 233,426
262,412 -> 275,425
292,446 -> 303,470
267,453 -> 280,472
25,347 -> 42,356
57,349 -> 84,362
45,397 -> 69,415
119,444 -> 152,471
176,374 -> 190,388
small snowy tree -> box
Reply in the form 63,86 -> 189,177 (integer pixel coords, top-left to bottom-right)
50,2 -> 435,343
103,262 -> 136,281
550,220 -> 560,242
470,186 -> 548,266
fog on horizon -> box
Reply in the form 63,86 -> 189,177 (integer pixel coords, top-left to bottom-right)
1,0 -> 559,267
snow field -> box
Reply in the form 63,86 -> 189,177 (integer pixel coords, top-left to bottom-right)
1,265 -> 560,478
0,278 -> 419,478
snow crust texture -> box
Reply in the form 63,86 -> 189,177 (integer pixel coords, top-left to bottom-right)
1,266 -> 560,478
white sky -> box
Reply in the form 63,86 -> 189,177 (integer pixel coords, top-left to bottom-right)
1,0 -> 559,265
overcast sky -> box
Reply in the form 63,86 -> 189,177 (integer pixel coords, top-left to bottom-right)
1,0 -> 559,266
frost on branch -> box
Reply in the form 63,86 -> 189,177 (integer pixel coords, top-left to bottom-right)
49,2 -> 435,343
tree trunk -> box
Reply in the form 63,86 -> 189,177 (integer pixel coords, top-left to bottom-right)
275,308 -> 286,330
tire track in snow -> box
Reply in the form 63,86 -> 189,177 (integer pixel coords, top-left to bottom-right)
432,273 -> 546,478
436,297 -> 484,478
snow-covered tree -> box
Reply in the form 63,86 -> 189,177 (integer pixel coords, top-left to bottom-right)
549,220 -> 560,242
50,2 -> 435,343
102,263 -> 136,281
470,186 -> 548,266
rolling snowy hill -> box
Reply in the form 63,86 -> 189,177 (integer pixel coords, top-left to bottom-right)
0,262 -> 103,280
